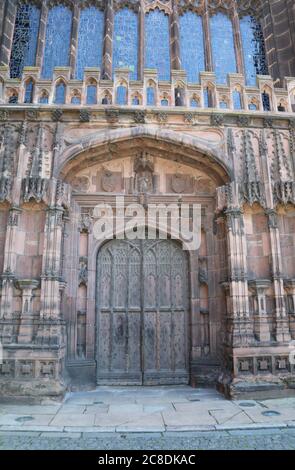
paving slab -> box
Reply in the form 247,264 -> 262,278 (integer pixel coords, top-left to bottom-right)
162,410 -> 216,427
116,413 -> 165,432
0,414 -> 55,426
209,409 -> 254,425
50,413 -> 95,427
40,432 -> 81,439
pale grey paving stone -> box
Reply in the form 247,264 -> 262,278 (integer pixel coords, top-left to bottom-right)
0,405 -> 61,415
209,409 -> 254,425
57,405 -> 86,414
84,404 -> 109,414
0,425 -> 64,432
215,422 -> 288,431
0,431 -> 41,437
50,413 -> 95,427
64,426 -> 116,432
0,414 -> 56,426
40,432 -> 81,438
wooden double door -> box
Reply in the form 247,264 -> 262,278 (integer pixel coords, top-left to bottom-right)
96,238 -> 189,385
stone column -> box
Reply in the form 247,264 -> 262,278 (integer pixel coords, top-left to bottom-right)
248,280 -> 271,342
35,3 -> 48,70
284,279 -> 295,339
231,2 -> 244,75
102,0 -> 114,80
69,1 -> 80,79
17,279 -> 39,344
224,204 -> 253,346
170,0 -> 181,71
203,0 -> 213,72
0,0 -> 17,67
266,209 -> 291,342
40,206 -> 65,321
0,0 -> 6,46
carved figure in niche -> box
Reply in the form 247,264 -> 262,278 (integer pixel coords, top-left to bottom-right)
171,173 -> 186,193
134,151 -> 154,194
72,176 -> 90,192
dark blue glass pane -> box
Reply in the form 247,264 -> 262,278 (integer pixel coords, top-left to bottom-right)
249,103 -> 257,110
39,94 -> 49,104
147,87 -> 155,105
210,13 -> 236,84
233,90 -> 242,109
10,5 -> 40,78
219,101 -> 228,109
240,16 -> 268,86
262,91 -> 270,111
161,99 -> 168,106
145,10 -> 170,81
132,97 -> 140,105
86,85 -> 97,104
55,83 -> 66,104
180,12 -> 205,83
191,99 -> 199,107
76,7 -> 104,80
71,96 -> 81,104
42,6 -> 72,78
24,80 -> 34,103
113,8 -> 138,80
116,85 -> 127,105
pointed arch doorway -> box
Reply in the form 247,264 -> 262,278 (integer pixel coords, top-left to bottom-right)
96,238 -> 190,385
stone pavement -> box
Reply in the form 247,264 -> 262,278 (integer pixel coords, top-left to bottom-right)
1,386 -> 295,437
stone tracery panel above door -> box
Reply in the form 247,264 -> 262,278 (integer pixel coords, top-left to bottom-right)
70,155 -> 217,195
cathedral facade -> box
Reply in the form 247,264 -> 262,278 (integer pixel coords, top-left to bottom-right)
0,0 -> 295,399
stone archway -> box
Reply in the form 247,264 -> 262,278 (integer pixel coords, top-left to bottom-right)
96,238 -> 189,385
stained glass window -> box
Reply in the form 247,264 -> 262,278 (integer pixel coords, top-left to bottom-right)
240,16 -> 268,86
145,10 -> 170,81
262,91 -> 271,111
161,98 -> 168,106
55,82 -> 66,104
249,102 -> 257,111
219,101 -> 228,109
39,91 -> 49,104
24,79 -> 34,103
76,7 -> 104,80
42,6 -> 72,79
86,85 -> 97,104
210,13 -> 237,84
132,96 -> 140,105
8,93 -> 18,104
179,12 -> 205,83
147,86 -> 155,105
116,85 -> 127,105
233,90 -> 242,109
191,98 -> 199,107
10,5 -> 40,78
113,8 -> 138,80
71,95 -> 81,104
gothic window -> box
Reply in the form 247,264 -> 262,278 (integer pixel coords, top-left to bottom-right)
102,92 -> 112,104
145,9 -> 170,81
8,91 -> 18,104
54,81 -> 66,104
24,79 -> 34,103
39,90 -> 49,104
190,97 -> 199,108
161,98 -> 168,106
116,84 -> 127,105
76,7 -> 104,80
249,102 -> 257,110
132,95 -> 140,105
113,8 -> 138,80
210,13 -> 237,84
179,12 -> 205,83
233,90 -> 242,109
219,100 -> 228,109
10,5 -> 40,78
147,86 -> 155,105
204,87 -> 213,108
86,84 -> 97,104
71,91 -> 81,104
262,91 -> 271,111
240,16 -> 268,86
42,6 -> 72,79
